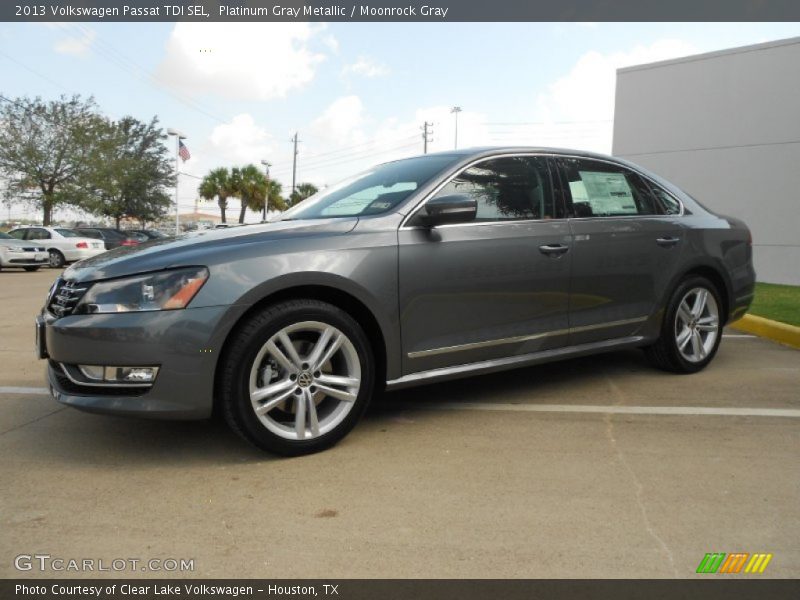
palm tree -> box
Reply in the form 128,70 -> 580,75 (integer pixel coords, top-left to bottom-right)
198,167 -> 235,223
290,182 -> 319,206
232,165 -> 289,223
235,164 -> 267,224
265,180 -> 287,217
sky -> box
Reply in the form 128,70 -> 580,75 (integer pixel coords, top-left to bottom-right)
1,20 -> 799,223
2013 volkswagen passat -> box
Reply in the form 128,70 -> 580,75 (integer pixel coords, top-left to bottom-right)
36,148 -> 755,455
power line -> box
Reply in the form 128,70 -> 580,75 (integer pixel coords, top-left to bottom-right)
269,129 -> 419,168
65,23 -> 227,125
0,50 -> 75,95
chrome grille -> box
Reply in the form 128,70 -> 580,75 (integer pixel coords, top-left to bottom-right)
48,279 -> 89,318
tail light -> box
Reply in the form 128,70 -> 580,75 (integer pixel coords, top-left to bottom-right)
120,239 -> 139,246
75,242 -> 88,249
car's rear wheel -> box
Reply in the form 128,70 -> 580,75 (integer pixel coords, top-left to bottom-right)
220,299 -> 375,455
645,275 -> 723,373
48,250 -> 65,268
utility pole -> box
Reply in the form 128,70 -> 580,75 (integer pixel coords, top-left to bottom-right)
421,121 -> 434,154
450,106 -> 462,149
290,132 -> 300,198
261,160 -> 271,222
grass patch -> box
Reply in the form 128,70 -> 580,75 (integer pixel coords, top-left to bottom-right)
749,283 -> 800,327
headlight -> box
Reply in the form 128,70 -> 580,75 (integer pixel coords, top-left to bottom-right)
0,245 -> 24,252
75,267 -> 209,314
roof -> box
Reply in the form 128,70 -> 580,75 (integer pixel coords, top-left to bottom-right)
618,35 -> 800,75
418,146 -> 617,161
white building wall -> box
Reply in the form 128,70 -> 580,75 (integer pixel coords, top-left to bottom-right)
612,37 -> 800,285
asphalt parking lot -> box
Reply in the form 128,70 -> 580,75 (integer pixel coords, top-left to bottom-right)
1,269 -> 798,579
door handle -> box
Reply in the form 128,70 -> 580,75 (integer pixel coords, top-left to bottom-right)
539,244 -> 570,256
656,237 -> 680,248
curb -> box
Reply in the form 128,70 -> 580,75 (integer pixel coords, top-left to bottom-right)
730,314 -> 800,349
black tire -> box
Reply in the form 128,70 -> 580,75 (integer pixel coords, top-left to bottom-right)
24,266 -> 41,272
644,275 -> 723,374
48,250 -> 65,268
220,299 -> 375,456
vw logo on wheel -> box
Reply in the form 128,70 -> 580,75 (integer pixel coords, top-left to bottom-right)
297,371 -> 313,388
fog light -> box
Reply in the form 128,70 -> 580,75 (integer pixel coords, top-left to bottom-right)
78,365 -> 105,381
77,365 -> 159,383
120,367 -> 158,382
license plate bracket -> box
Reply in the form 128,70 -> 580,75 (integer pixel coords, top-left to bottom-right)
35,316 -> 48,359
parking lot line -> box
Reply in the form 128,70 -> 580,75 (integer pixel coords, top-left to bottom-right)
428,402 -> 800,418
0,386 -> 49,395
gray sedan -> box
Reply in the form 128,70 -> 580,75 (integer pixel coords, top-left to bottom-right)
36,147 -> 755,455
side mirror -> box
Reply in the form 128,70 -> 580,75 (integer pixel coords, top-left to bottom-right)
417,194 -> 477,227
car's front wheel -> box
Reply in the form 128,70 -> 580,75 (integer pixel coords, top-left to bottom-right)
645,275 -> 723,373
220,299 -> 375,455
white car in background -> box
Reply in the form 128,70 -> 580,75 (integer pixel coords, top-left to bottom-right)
7,226 -> 106,268
0,231 -> 48,271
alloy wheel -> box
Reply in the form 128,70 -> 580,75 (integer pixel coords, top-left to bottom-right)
674,286 -> 720,363
248,321 -> 361,441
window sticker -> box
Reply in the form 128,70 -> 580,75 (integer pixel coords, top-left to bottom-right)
577,171 -> 637,215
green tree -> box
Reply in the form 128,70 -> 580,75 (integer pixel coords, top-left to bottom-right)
199,167 -> 235,224
234,164 -> 267,224
0,95 -> 105,225
82,116 -> 174,228
290,182 -> 318,205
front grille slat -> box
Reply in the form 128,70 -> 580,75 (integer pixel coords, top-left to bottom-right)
47,278 -> 89,318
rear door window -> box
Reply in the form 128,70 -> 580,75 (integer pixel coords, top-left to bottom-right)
559,158 -> 660,217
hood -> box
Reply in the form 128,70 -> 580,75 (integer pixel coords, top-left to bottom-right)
63,218 -> 358,283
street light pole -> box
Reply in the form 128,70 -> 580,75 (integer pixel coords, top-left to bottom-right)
261,159 -> 271,222
167,128 -> 186,235
450,106 -> 462,150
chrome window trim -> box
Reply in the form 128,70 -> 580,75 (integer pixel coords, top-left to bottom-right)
399,152 -> 684,230
407,316 -> 649,359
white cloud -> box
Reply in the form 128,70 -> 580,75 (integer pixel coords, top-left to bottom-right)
342,56 -> 389,78
46,24 -> 95,57
157,23 -> 328,101
208,113 -> 274,165
531,39 -> 697,152
309,95 -> 367,146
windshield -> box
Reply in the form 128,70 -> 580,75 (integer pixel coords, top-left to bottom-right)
281,154 -> 459,221
55,228 -> 80,237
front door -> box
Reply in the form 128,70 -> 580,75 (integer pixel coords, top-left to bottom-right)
398,155 -> 573,374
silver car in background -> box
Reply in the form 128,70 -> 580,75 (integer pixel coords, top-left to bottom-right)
0,231 -> 48,271
7,226 -> 105,268
36,148 -> 755,455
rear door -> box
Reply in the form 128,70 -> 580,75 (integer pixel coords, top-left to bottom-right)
398,155 -> 573,374
555,157 -> 686,345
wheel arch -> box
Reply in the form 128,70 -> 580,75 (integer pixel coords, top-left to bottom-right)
669,261 -> 732,325
212,281 -> 390,413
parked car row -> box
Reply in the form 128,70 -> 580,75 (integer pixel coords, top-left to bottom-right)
0,226 -> 172,270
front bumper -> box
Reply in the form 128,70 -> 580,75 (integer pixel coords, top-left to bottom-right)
39,304 -> 237,420
1,251 -> 48,266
